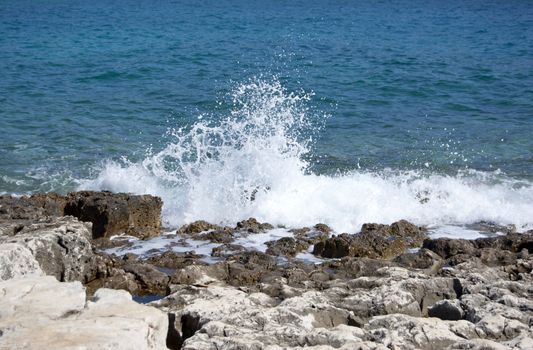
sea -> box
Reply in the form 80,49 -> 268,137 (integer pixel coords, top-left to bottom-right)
1,0 -> 532,237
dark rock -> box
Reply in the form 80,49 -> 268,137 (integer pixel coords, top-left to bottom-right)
422,238 -> 477,259
65,191 -> 162,239
1,192 -> 163,240
193,229 -> 234,243
291,225 -> 330,245
314,223 -> 332,234
393,248 -> 443,271
313,232 -> 406,259
427,299 -> 464,321
361,219 -> 427,247
224,251 -> 277,285
211,244 -> 247,258
145,251 -> 205,270
265,237 -> 310,257
314,220 -> 427,260
235,218 -> 274,233
176,220 -> 222,235
322,257 -> 393,279
123,263 -> 170,295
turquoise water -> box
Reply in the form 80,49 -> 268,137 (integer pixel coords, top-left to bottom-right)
1,0 -> 532,231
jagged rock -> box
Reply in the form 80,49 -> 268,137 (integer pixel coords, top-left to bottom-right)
235,218 -> 274,233
177,220 -> 223,235
423,233 -> 533,265
0,216 -> 99,282
361,219 -> 427,246
265,236 -> 310,257
290,223 -> 331,245
122,263 -> 170,295
0,276 -> 168,349
170,264 -> 226,286
0,243 -> 43,280
428,299 -> 464,320
65,191 -> 162,239
336,267 -> 459,318
211,243 -> 247,258
393,248 -> 443,272
313,232 -> 407,259
193,229 -> 234,243
366,313 -> 479,349
313,220 -> 427,259
145,250 -> 204,270
156,285 -> 370,350
0,191 -> 162,240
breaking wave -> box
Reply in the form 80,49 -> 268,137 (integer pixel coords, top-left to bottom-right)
79,80 -> 533,233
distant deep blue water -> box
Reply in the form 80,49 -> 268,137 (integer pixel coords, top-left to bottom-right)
1,0 -> 532,232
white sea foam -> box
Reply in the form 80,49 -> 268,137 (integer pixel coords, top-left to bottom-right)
79,79 -> 533,235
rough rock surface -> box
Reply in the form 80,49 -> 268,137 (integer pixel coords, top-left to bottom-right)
313,220 -> 427,259
0,216 -> 100,282
0,243 -> 43,280
0,276 -> 168,350
0,191 -> 162,239
149,230 -> 532,350
65,191 -> 162,239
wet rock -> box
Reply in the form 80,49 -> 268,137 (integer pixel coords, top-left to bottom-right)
0,276 -> 168,350
428,299 -> 464,320
1,192 -> 163,240
145,250 -> 205,270
265,236 -> 310,257
177,220 -> 223,235
313,232 -> 407,259
361,219 -> 427,246
211,243 -> 247,258
424,238 -> 480,260
123,262 -> 170,295
314,220 -> 427,260
393,248 -> 443,272
65,191 -> 162,239
193,229 -> 234,243
235,217 -> 274,233
322,257 -> 393,280
171,264 -> 226,286
290,224 -> 331,245
0,216 -> 99,282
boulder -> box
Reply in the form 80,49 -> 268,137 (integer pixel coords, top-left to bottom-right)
177,220 -> 223,235
0,216 -> 99,282
313,220 -> 427,259
65,191 -> 162,239
428,299 -> 464,320
0,276 -> 168,350
265,236 -> 310,257
0,243 -> 43,281
0,191 -> 162,240
235,218 -> 274,233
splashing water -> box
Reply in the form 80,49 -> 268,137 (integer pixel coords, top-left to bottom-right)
80,80 -> 533,233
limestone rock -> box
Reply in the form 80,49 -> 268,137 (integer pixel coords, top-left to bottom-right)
0,276 -> 168,350
428,299 -> 464,321
0,243 -> 43,280
0,216 -> 98,282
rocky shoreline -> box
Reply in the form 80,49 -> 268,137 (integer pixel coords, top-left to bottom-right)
0,192 -> 531,349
